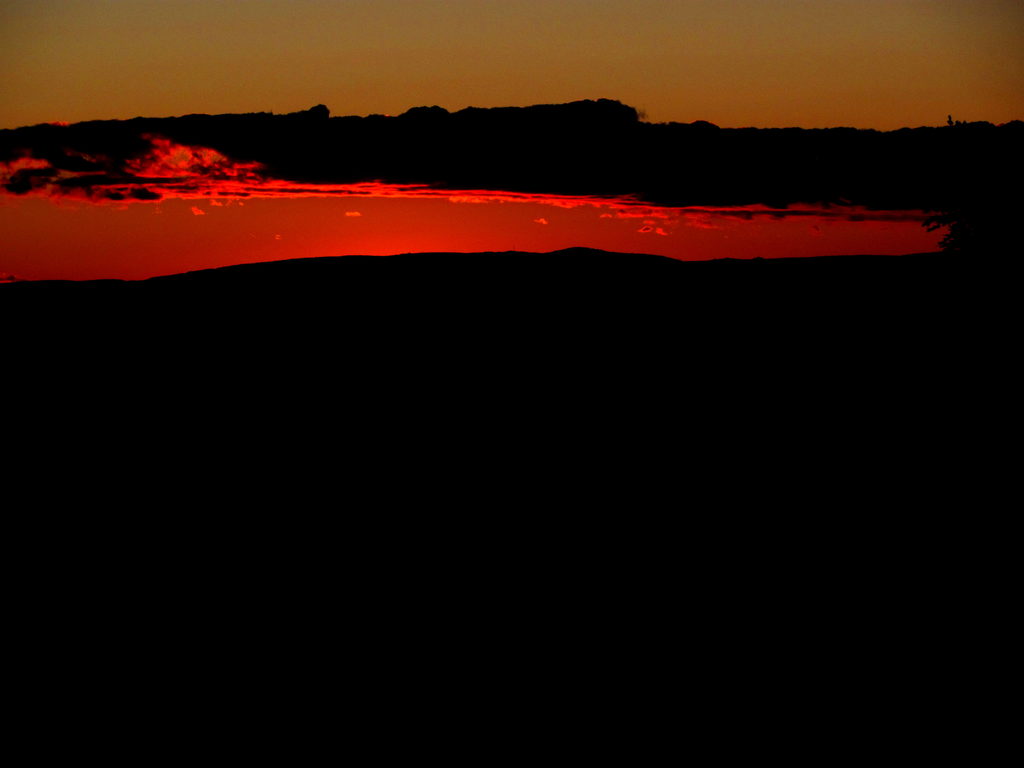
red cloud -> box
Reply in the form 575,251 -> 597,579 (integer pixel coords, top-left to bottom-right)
127,136 -> 264,182
0,137 -> 936,231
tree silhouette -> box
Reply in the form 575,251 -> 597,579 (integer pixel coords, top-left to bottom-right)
925,118 -> 1017,257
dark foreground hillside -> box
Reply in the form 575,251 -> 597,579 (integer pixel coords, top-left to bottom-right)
4,246 -> 986,353
3,245 -> 1006,759
2,246 -> 963,303
7,246 -> 992,389
4,246 -> 1005,527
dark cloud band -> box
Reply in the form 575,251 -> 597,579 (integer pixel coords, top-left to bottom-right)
1,100 -> 1020,213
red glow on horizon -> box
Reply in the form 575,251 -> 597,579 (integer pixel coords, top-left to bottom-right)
0,136 -> 944,281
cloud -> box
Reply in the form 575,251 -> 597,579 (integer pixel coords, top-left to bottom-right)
2,99 -> 1017,213
0,135 -> 940,228
680,213 -> 722,230
0,127 -> 265,203
638,222 -> 669,235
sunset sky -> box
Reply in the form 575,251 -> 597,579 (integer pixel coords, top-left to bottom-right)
2,0 -> 1019,280
2,0 -> 1022,130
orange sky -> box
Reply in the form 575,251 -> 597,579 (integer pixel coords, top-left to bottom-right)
2,0 -> 1021,130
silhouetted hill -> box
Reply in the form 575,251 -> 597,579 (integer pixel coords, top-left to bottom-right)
3,248 -> 971,333
5,244 -> 997,509
3,246 -> 957,289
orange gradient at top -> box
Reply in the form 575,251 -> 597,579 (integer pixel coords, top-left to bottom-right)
1,1 -> 1021,130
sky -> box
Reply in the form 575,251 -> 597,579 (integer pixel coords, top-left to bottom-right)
0,192 -> 940,281
2,0 -> 1022,130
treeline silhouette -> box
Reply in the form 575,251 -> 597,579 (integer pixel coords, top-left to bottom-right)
921,116 -> 1018,256
2,99 -> 1019,254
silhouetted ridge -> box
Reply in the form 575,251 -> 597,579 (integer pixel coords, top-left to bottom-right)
4,247 -> 960,294
3,248 -> 985,385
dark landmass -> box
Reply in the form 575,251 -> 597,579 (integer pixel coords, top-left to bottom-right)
1,246 -> 955,291
2,247 -> 971,327
3,99 -> 1020,216
4,245 -> 1000,501
6,246 -> 996,441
